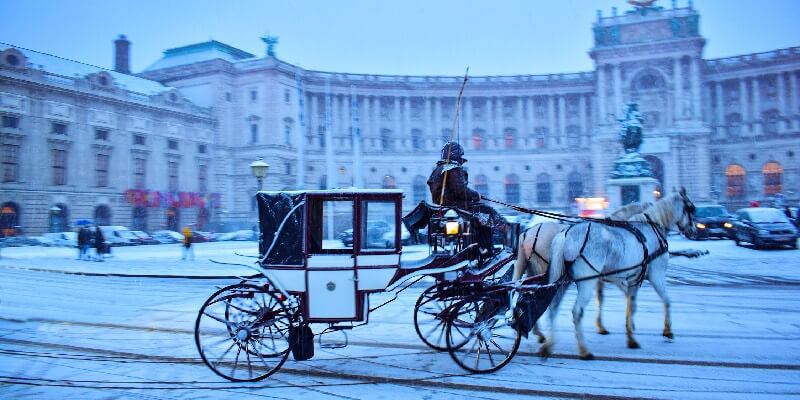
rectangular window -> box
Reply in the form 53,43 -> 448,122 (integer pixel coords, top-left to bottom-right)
168,161 -> 179,191
250,90 -> 257,102
250,124 -> 258,143
168,139 -> 179,150
2,115 -> 19,128
198,164 -> 208,193
284,124 -> 292,145
198,144 -> 207,154
537,182 -> 551,204
94,128 -> 109,141
96,154 -> 109,187
52,122 -> 67,135
133,134 -> 145,145
284,89 -> 291,104
52,149 -> 67,185
225,92 -> 232,102
2,144 -> 19,182
285,162 -> 292,175
134,158 -> 146,189
308,199 -> 354,253
360,201 -> 396,251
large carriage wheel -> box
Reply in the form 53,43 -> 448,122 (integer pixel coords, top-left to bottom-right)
414,284 -> 470,351
195,283 -> 296,381
446,296 -> 521,374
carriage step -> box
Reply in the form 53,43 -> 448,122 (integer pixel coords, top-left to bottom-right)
318,329 -> 349,349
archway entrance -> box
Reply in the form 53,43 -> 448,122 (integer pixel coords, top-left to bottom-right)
0,202 -> 19,237
94,205 -> 111,226
49,203 -> 69,233
166,207 -> 180,232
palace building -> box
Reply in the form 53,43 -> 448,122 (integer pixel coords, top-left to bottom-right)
2,2 -> 799,234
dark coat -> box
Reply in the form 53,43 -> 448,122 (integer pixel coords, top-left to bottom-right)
427,161 -> 481,210
78,227 -> 90,247
94,228 -> 106,252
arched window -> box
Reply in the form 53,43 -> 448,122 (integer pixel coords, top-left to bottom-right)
505,174 -> 520,204
0,202 -> 20,237
49,203 -> 69,233
471,129 -> 484,150
94,205 -> 111,226
382,175 -> 397,189
762,109 -> 781,135
474,174 -> 489,198
762,161 -> 783,196
725,113 -> 742,137
412,175 -> 427,204
631,70 -> 666,91
537,173 -> 551,204
411,129 -> 423,150
567,171 -> 584,202
132,207 -> 147,231
534,127 -> 548,149
725,164 -> 745,199
566,125 -> 580,147
504,128 -> 516,149
166,207 -> 180,232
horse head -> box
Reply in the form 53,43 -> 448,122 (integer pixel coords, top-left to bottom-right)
674,187 -> 696,237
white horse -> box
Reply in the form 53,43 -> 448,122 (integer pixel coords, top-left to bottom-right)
512,202 -> 651,343
542,189 -> 695,360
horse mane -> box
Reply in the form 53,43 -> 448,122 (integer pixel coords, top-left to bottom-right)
630,194 -> 677,228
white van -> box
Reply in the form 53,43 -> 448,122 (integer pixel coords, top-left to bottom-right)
99,226 -> 138,246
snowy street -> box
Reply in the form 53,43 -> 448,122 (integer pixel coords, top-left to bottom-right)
0,239 -> 798,399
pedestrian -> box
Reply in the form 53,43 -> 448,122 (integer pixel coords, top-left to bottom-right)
181,225 -> 194,261
78,226 -> 90,260
94,226 -> 106,262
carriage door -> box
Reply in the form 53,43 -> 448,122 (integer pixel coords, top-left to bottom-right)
306,198 -> 357,321
355,199 -> 401,291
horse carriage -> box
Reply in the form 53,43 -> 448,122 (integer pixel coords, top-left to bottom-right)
194,187 -> 698,381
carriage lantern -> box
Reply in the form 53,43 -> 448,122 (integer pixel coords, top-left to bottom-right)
444,209 -> 461,235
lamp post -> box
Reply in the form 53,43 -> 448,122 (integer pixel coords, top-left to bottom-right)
249,157 -> 270,191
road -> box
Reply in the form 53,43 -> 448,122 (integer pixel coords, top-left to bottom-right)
0,239 -> 798,399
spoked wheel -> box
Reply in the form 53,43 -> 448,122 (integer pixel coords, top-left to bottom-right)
195,283 -> 296,381
414,284 -> 461,351
446,296 -> 521,374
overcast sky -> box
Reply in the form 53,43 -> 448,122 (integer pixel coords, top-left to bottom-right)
1,0 -> 798,76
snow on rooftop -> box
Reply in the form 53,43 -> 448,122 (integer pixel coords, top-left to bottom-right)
144,40 -> 256,72
1,42 -> 172,95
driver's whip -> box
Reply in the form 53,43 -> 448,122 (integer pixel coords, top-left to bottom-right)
438,67 -> 469,207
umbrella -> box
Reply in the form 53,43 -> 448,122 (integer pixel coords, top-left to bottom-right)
75,219 -> 93,226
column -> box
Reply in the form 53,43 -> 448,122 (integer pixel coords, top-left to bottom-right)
752,76 -> 761,134
739,78 -> 748,128
424,97 -> 432,148
548,95 -> 556,148
463,97 -> 473,145
776,72 -> 787,132
494,97 -> 503,141
690,58 -> 702,119
515,96 -> 524,145
578,94 -> 587,147
526,97 -> 535,144
597,65 -> 607,123
393,96 -> 401,150
362,96 -> 372,150
790,72 -> 798,130
558,95 -> 566,147
674,57 -> 683,120
715,81 -> 725,134
310,93 -> 319,148
371,96 -> 379,150
613,64 -> 623,117
403,96 -> 411,150
433,97 -> 442,141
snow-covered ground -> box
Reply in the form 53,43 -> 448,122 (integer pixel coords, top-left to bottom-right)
0,238 -> 798,399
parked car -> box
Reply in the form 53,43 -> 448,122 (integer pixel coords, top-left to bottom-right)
30,236 -> 56,247
43,232 -> 78,247
381,223 -> 412,247
153,230 -> 184,242
99,226 -> 138,246
731,207 -> 798,249
338,228 -> 354,247
130,231 -> 159,245
688,204 -> 734,240
151,231 -> 179,244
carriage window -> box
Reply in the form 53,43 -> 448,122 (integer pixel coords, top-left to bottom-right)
360,201 -> 397,251
308,199 -> 354,253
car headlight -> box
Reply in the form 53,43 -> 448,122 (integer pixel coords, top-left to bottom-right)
695,223 -> 706,229
445,221 -> 460,235
723,222 -> 733,229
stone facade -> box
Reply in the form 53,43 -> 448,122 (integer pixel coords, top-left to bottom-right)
2,3 -> 799,234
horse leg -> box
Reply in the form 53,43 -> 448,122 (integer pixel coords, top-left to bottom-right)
539,295 -> 559,358
650,273 -> 673,339
595,280 -> 609,335
625,294 -> 640,349
532,323 -> 546,343
573,280 -> 595,360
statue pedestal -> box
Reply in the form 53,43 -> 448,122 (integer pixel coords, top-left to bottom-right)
607,176 -> 660,211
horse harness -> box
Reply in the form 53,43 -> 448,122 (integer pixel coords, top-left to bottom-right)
522,224 -> 550,265
563,216 -> 669,287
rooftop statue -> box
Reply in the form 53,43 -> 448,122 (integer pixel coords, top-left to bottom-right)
619,103 -> 644,154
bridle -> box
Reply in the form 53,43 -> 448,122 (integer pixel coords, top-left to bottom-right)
675,193 -> 696,235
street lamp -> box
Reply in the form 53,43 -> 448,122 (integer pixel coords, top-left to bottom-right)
249,157 -> 270,191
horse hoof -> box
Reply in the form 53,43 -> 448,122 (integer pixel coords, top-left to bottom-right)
580,352 -> 594,361
627,340 -> 640,349
663,331 -> 674,340
597,328 -> 610,335
538,345 -> 552,358
536,335 -> 546,344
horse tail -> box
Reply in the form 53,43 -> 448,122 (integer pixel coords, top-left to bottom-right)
548,229 -> 567,285
512,228 -> 530,281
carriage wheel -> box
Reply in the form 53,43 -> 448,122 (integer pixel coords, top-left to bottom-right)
446,297 -> 520,374
414,284 -> 468,351
195,283 -> 296,381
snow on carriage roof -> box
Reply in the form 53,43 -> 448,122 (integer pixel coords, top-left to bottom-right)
1,42 -> 172,95
258,188 -> 404,196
